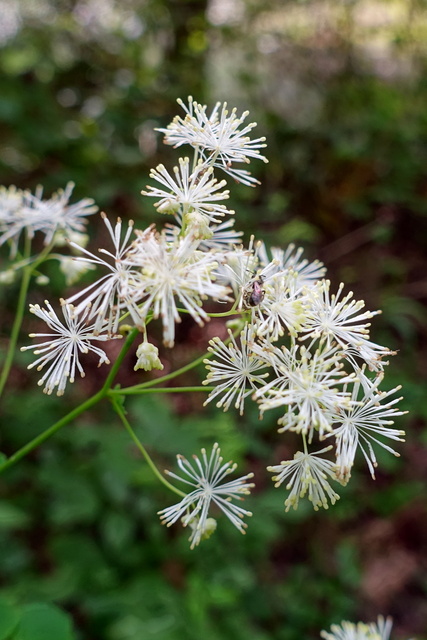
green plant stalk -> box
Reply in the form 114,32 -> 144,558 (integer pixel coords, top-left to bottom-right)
0,327 -> 140,473
110,394 -> 185,498
0,390 -> 104,473
110,385 -> 214,396
118,349 -> 213,394
0,237 -> 57,398
119,322 -> 244,395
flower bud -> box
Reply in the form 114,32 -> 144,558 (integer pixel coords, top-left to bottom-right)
134,342 -> 164,371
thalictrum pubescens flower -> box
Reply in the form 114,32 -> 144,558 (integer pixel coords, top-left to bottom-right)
21,299 -> 120,396
320,615 -> 395,640
158,96 -> 268,186
203,324 -> 269,415
268,446 -> 341,511
158,443 -> 254,548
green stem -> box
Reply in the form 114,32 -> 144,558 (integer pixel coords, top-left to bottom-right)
117,348 -> 213,394
0,327 -> 140,473
110,395 -> 185,498
118,323 -> 243,395
0,235 -> 32,398
110,385 -> 213,396
0,390 -> 104,473
101,327 -> 140,392
0,237 -> 59,398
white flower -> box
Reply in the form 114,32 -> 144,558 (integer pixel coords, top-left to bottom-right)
21,299 -> 121,396
203,324 -> 269,415
66,214 -> 142,334
142,158 -> 233,224
255,271 -> 308,341
258,242 -> 326,288
268,446 -> 340,511
301,280 -> 381,351
218,235 -> 280,308
321,616 -> 394,640
165,217 -> 244,251
158,443 -> 254,549
126,228 -> 230,347
134,341 -> 164,371
158,97 -> 268,186
329,370 -> 407,481
255,342 -> 355,441
344,340 -> 396,373
58,255 -> 96,286
0,185 -> 27,257
0,182 -> 97,254
28,182 -> 97,244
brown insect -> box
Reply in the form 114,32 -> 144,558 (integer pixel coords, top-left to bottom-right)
243,275 -> 265,308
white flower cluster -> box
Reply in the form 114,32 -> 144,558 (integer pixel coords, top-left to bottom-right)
203,262 -> 406,510
0,182 -> 97,257
4,97 -> 405,544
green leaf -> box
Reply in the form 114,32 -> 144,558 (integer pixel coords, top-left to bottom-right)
13,603 -> 76,640
0,502 -> 29,530
0,599 -> 19,640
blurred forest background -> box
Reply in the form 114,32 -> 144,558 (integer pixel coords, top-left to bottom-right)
1,0 -> 427,639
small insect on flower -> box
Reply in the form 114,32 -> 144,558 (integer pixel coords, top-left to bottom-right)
243,274 -> 265,308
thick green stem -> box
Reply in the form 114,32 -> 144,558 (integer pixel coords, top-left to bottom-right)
110,395 -> 185,498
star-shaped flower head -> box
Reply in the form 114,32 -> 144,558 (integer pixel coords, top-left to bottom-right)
158,443 -> 254,549
258,241 -> 326,289
0,185 -> 27,257
301,280 -> 395,371
126,227 -> 230,346
268,446 -> 341,511
321,615 -> 394,640
0,182 -> 97,255
254,341 -> 355,441
21,299 -> 121,396
66,214 -> 142,335
158,97 -> 268,186
328,369 -> 407,482
203,324 -> 269,415
142,157 -> 234,230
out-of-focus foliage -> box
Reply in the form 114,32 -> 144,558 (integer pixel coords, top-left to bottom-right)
1,1 -> 427,639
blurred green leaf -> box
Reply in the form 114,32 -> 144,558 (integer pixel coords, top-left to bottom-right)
13,603 -> 75,640
0,598 -> 19,640
0,503 -> 29,530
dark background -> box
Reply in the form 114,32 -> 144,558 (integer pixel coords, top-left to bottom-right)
0,1 -> 426,638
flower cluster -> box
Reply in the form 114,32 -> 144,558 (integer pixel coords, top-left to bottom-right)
4,97 -> 406,547
0,182 -> 97,258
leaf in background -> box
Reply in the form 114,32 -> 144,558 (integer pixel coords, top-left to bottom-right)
13,603 -> 76,640
0,598 -> 19,640
0,502 -> 29,530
